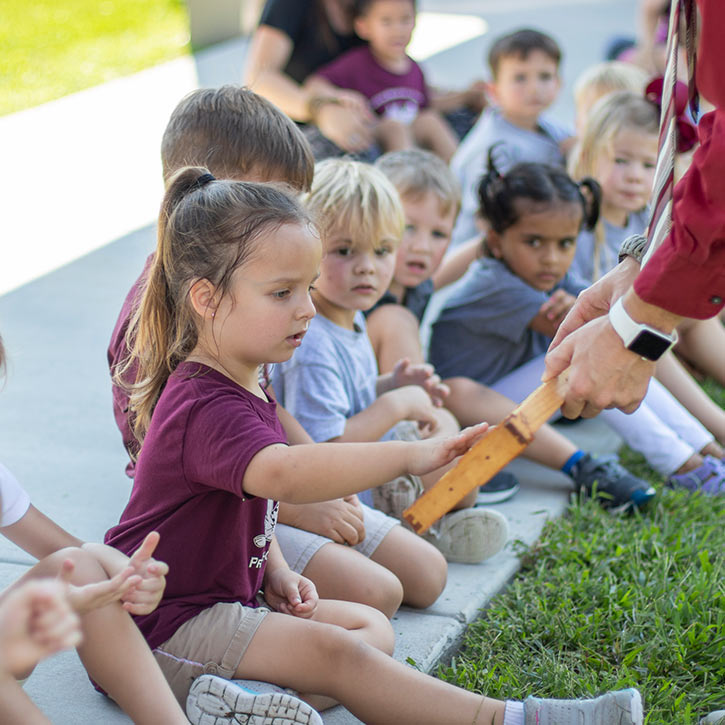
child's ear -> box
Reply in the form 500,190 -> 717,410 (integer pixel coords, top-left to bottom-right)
189,278 -> 220,320
484,80 -> 498,106
486,230 -> 504,259
353,16 -> 371,40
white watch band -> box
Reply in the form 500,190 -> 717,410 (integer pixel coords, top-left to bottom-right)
608,298 -> 678,358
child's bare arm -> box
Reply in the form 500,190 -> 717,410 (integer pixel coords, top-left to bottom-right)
334,385 -> 438,442
243,422 -> 488,503
0,505 -> 82,560
432,238 -> 481,290
366,304 -> 424,373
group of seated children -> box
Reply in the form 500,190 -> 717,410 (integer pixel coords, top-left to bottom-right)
4,9 -> 724,725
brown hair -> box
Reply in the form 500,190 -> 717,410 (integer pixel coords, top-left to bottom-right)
488,28 -> 561,78
375,149 -> 461,219
120,166 -> 313,443
160,85 -> 314,191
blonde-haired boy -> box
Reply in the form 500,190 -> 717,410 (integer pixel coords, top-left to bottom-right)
273,158 -> 509,564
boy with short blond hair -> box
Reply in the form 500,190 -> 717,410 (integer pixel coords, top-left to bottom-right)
450,28 -> 571,246
272,158 -> 509,563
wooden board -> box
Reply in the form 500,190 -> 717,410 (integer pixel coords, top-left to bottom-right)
403,369 -> 570,534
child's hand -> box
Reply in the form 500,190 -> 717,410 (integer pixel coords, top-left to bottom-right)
284,497 -> 365,546
60,559 -> 139,615
406,422 -> 489,477
263,568 -> 318,619
0,579 -> 81,677
391,358 -> 450,406
385,385 -> 440,434
120,532 -> 169,615
540,290 -> 577,326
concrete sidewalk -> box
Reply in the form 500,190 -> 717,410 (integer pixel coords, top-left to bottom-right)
0,1 -> 635,722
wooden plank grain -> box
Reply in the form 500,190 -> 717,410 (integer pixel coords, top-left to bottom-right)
403,369 -> 570,534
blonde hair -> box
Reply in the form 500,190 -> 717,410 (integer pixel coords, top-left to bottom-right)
119,166 -> 312,445
569,90 -> 658,280
573,61 -> 649,109
374,149 -> 461,219
303,158 -> 405,249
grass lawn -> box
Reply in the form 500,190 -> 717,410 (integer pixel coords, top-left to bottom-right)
440,380 -> 725,725
1,0 -> 190,116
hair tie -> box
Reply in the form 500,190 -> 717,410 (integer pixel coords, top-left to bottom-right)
644,77 -> 697,153
191,172 -> 216,191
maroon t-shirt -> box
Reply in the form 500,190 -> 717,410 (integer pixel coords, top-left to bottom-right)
105,362 -> 286,649
315,45 -> 429,123
107,253 -> 154,476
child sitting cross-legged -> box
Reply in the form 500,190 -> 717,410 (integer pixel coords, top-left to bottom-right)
107,167 -> 645,725
272,158 -> 509,563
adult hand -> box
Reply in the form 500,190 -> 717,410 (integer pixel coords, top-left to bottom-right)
284,497 -> 366,546
547,257 -> 640,353
315,102 -> 375,153
263,568 -> 318,619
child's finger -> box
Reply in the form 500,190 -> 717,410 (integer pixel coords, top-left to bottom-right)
57,559 -> 76,585
130,531 -> 161,564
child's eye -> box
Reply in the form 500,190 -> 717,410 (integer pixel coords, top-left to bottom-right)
432,229 -> 449,240
614,157 -> 629,165
560,239 -> 575,249
514,73 -> 527,83
525,237 -> 542,247
644,161 -> 656,170
539,72 -> 553,81
404,224 -> 415,234
273,290 -> 291,299
336,247 -> 352,257
375,247 -> 392,257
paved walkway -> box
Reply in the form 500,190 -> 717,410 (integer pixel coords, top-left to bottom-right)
0,1 -> 634,721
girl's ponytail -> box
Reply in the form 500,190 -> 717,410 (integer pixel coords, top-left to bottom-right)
476,144 -> 518,235
577,177 -> 601,231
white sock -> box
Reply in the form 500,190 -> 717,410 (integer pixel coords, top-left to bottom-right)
503,700 -> 525,725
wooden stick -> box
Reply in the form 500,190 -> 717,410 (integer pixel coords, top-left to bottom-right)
403,368 -> 570,534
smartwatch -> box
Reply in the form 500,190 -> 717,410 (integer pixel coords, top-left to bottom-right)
608,298 -> 678,361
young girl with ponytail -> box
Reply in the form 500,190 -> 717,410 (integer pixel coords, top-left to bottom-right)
106,165 -> 644,725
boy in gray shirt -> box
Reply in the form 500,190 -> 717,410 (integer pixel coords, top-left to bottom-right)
450,29 -> 572,247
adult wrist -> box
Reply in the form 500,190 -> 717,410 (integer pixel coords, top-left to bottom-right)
621,290 -> 682,335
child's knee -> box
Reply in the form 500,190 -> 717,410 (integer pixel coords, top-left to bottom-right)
40,547 -> 107,585
404,543 -> 447,609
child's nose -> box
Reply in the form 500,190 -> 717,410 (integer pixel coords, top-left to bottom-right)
299,293 -> 316,319
354,253 -> 376,273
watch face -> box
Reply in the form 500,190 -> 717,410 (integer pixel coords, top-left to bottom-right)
629,330 -> 672,360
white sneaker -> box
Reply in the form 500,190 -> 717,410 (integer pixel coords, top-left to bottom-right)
701,712 -> 725,725
187,674 -> 322,725
524,688 -> 643,724
425,507 -> 508,564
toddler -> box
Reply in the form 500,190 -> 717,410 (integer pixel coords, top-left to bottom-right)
429,157 -> 725,497
107,166 -> 644,725
450,28 -> 572,247
305,0 -> 459,161
273,158 -> 509,562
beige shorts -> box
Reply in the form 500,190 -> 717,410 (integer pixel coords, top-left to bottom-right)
153,600 -> 269,706
276,502 -> 398,573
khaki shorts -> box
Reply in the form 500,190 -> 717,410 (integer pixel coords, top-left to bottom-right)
153,600 -> 269,706
276,502 -> 398,573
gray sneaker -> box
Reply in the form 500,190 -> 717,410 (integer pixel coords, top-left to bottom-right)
187,674 -> 322,725
524,688 -> 643,724
424,507 -> 509,564
372,473 -> 423,520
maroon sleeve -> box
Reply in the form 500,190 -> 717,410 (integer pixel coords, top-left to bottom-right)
634,0 -> 725,318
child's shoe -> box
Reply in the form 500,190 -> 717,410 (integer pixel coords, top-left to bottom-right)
187,674 -> 322,725
700,711 -> 725,725
570,453 -> 656,512
424,507 -> 508,564
477,471 -> 520,504
667,455 -> 725,495
524,688 -> 643,724
372,473 -> 423,519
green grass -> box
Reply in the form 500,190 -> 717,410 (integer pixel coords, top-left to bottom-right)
439,375 -> 725,725
1,0 -> 190,116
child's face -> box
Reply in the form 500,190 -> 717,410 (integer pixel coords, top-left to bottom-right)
313,226 -> 398,328
489,50 -> 561,129
354,0 -> 416,63
487,200 -> 582,291
594,127 -> 657,224
392,191 -> 456,295
212,223 -> 321,372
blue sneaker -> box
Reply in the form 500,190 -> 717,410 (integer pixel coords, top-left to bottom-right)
187,674 -> 322,725
570,453 -> 656,512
